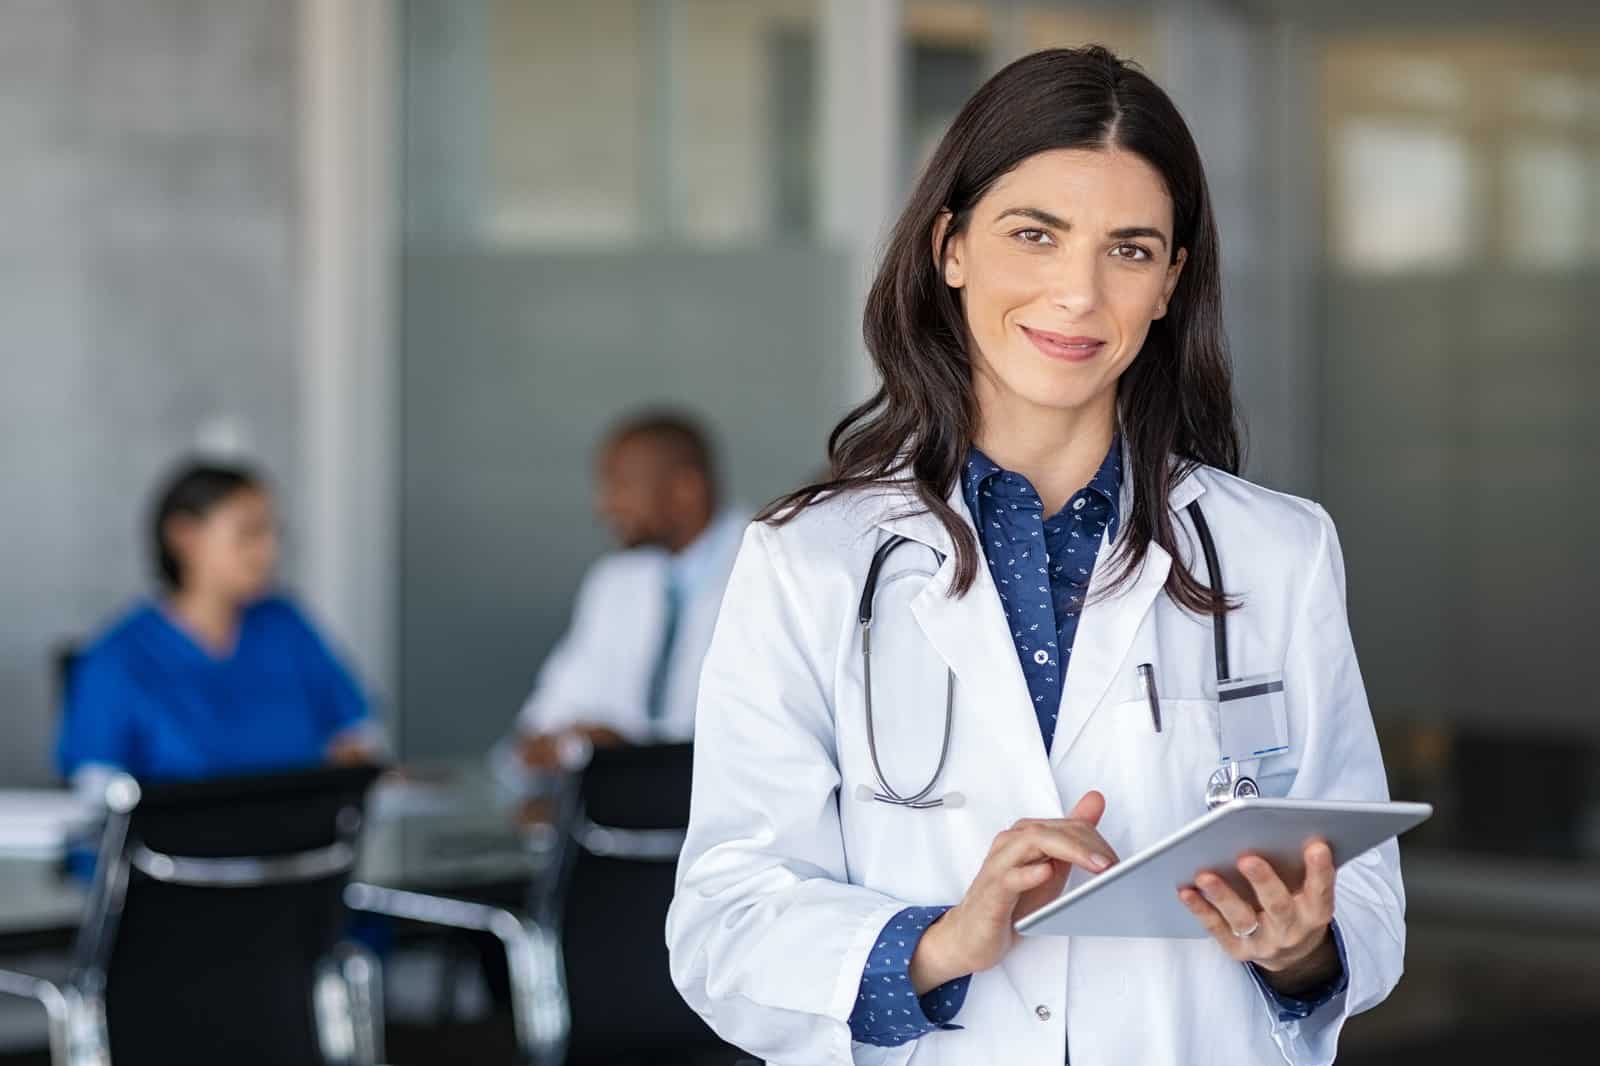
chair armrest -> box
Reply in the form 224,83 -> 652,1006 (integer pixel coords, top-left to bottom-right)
0,967 -> 66,1014
0,967 -> 72,1066
571,818 -> 685,861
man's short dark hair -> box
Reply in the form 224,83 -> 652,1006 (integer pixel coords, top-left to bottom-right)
606,410 -> 719,490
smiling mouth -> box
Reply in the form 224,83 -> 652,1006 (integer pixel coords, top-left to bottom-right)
1020,325 -> 1106,363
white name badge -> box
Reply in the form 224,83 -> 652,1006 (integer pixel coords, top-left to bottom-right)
1216,672 -> 1289,763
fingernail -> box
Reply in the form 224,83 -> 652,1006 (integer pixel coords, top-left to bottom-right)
1090,854 -> 1110,871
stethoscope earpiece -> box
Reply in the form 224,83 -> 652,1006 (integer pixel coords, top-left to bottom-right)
854,783 -> 964,809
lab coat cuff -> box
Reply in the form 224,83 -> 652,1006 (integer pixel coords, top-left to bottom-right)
847,905 -> 969,1047
831,900 -> 920,1036
920,973 -> 971,1027
1247,919 -> 1350,1024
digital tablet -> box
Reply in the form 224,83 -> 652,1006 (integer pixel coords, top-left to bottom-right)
1014,798 -> 1432,939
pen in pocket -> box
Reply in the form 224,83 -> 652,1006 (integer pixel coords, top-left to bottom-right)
1136,663 -> 1161,733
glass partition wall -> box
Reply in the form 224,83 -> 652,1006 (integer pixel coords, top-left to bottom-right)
1316,29 -> 1600,860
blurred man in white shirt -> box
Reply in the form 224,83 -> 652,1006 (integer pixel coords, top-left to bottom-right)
507,412 -> 745,771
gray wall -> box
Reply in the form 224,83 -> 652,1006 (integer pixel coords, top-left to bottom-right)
0,0 -> 303,785
1321,270 -> 1600,735
399,248 -> 849,758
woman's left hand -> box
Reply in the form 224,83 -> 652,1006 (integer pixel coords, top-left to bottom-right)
1177,839 -> 1340,993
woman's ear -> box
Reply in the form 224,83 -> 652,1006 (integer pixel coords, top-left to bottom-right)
1155,247 -> 1188,318
930,210 -> 965,288
162,514 -> 199,577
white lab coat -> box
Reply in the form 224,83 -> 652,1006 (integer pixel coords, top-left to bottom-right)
513,511 -> 747,744
666,464 -> 1404,1066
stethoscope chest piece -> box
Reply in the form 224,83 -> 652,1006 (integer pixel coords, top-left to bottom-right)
1205,765 -> 1260,810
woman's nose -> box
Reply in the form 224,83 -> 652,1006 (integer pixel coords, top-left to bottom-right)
1046,251 -> 1102,316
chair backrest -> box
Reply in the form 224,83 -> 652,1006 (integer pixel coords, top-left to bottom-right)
577,739 -> 695,832
53,640 -> 81,714
560,742 -> 730,1062
83,764 -> 381,1066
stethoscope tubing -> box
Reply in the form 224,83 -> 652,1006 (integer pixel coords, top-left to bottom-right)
859,537 -> 957,807
859,501 -> 1235,810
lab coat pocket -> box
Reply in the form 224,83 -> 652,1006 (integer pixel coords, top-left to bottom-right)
1103,697 -> 1220,840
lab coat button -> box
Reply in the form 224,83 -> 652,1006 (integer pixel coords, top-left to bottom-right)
1035,1004 -> 1052,1021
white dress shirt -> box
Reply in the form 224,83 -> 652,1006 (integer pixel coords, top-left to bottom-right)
513,510 -> 747,745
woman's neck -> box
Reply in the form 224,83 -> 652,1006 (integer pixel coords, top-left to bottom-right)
972,387 -> 1117,516
166,587 -> 242,656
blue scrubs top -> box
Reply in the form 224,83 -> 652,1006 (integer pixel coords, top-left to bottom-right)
57,596 -> 369,783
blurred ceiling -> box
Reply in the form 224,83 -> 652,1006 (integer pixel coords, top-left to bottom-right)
1240,0 -> 1600,30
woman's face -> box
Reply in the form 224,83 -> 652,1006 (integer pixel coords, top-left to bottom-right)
168,488 -> 279,603
935,147 -> 1187,423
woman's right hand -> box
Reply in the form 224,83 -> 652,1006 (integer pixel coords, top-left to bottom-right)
908,790 -> 1116,993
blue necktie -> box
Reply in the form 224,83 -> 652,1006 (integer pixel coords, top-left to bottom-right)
645,568 -> 683,726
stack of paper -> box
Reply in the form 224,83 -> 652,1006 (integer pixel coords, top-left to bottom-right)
0,790 -> 94,857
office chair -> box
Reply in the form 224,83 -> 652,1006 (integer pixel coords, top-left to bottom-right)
0,764 -> 385,1066
556,742 -> 741,1066
52,641 -> 81,715
342,760 -> 578,1066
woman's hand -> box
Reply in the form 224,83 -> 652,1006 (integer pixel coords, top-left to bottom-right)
909,791 -> 1116,994
1177,839 -> 1341,994
326,735 -> 377,767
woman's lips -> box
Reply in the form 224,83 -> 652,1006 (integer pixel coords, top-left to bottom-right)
1021,325 -> 1106,363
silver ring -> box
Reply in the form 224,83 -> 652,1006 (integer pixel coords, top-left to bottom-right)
1233,922 -> 1260,939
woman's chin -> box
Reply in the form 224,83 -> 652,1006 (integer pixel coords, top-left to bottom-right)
1010,375 -> 1118,416
234,580 -> 275,604
977,346 -> 1124,417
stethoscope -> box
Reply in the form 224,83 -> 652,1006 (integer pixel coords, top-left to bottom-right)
856,502 -> 1257,811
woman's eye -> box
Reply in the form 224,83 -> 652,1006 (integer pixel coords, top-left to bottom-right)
1013,228 -> 1053,246
1112,243 -> 1152,261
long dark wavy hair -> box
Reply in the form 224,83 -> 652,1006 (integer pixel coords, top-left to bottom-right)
759,45 -> 1241,614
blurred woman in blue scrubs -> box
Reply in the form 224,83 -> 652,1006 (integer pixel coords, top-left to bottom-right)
58,461 -> 379,791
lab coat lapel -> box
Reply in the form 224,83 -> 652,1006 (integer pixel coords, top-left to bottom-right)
874,485 -> 1065,813
1048,537 -> 1172,766
1049,466 -> 1205,767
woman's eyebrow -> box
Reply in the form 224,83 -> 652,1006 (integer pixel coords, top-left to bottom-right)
995,206 -> 1070,229
994,206 -> 1170,249
1108,225 -> 1169,249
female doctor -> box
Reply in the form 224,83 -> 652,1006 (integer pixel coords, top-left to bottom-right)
666,46 -> 1403,1066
